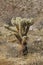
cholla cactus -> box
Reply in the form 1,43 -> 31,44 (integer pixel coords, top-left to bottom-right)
4,17 -> 34,55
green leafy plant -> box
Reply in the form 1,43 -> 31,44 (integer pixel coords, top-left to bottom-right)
4,17 -> 34,55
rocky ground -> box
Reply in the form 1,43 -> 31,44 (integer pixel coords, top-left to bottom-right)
0,0 -> 43,65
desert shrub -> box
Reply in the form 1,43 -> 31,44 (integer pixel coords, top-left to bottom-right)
4,17 -> 34,55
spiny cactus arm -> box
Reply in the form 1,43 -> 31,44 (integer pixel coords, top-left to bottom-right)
11,17 -> 21,32
4,24 -> 18,33
14,33 -> 22,43
20,21 -> 28,36
24,22 -> 33,35
4,24 -> 22,43
24,26 -> 29,36
25,23 -> 34,35
22,18 -> 34,36
14,24 -> 19,32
